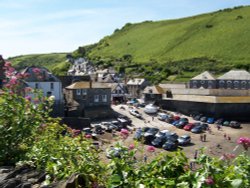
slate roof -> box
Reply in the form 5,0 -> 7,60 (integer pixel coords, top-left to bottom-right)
143,85 -> 164,94
217,70 -> 250,80
191,71 -> 216,80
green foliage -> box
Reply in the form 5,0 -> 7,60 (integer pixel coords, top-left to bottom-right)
86,5 -> 250,82
9,53 -> 69,76
0,91 -> 52,165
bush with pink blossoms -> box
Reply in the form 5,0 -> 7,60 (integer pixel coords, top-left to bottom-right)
237,137 -> 250,150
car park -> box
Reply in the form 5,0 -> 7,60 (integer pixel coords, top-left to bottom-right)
178,135 -> 191,145
134,128 -> 143,140
200,123 -> 209,130
229,121 -> 241,128
191,126 -> 203,133
173,116 -> 180,121
172,120 -> 180,126
165,132 -> 179,141
194,114 -> 202,121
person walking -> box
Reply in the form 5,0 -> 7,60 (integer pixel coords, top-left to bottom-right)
194,150 -> 198,159
223,133 -> 227,139
203,134 -> 207,142
200,134 -> 203,142
143,155 -> 148,163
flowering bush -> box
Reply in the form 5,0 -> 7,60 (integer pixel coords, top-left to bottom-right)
237,137 -> 250,150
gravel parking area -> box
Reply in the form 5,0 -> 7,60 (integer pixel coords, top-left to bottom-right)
94,104 -> 250,162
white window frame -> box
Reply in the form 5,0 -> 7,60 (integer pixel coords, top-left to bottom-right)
76,89 -> 81,95
94,95 -> 99,102
82,89 -> 87,95
102,95 -> 107,102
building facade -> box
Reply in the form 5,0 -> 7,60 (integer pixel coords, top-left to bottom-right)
127,78 -> 149,98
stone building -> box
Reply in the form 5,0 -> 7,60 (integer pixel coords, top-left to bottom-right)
64,81 -> 113,119
127,78 -> 149,98
217,70 -> 250,89
143,85 -> 164,103
189,71 -> 216,89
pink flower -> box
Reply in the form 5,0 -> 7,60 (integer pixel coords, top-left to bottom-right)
25,87 -> 33,92
120,129 -> 129,135
4,61 -> 11,67
8,67 -> 15,73
129,143 -> 135,150
9,77 -> 17,85
205,177 -> 214,185
85,134 -> 92,138
147,146 -> 156,152
25,96 -> 32,101
237,137 -> 250,150
32,68 -> 41,74
23,73 -> 30,78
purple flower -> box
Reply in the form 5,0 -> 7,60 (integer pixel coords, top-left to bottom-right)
25,96 -> 32,101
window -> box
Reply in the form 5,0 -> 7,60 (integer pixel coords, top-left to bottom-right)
241,81 -> 247,89
192,81 -> 198,88
94,95 -> 99,102
82,89 -> 87,95
76,89 -> 81,95
208,81 -> 213,89
35,83 -> 39,89
219,81 -> 225,88
102,95 -> 107,102
227,81 -> 232,89
50,83 -> 54,90
234,81 -> 239,89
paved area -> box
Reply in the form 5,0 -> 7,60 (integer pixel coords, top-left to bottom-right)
109,104 -> 250,160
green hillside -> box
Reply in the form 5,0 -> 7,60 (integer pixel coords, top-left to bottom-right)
85,6 -> 250,82
9,53 -> 70,75
9,6 -> 250,82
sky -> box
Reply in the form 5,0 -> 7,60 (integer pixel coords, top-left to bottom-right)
1,0 -> 250,58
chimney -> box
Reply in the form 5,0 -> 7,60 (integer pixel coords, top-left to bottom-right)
89,80 -> 92,88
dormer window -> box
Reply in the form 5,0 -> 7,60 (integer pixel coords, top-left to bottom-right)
149,89 -> 153,93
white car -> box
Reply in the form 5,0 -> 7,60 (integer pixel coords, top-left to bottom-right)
129,109 -> 142,118
144,104 -> 159,114
155,130 -> 170,138
157,113 -> 168,121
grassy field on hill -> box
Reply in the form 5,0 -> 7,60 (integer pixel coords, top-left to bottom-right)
9,53 -> 70,75
9,6 -> 250,82
86,6 -> 250,82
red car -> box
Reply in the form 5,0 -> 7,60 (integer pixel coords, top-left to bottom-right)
173,116 -> 180,121
184,123 -> 195,131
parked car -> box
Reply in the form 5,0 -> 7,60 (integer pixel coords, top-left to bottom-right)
176,118 -> 189,129
207,117 -> 215,124
144,104 -> 159,114
151,136 -> 167,147
200,123 -> 209,130
178,135 -> 191,145
194,114 -> 202,121
172,120 -> 180,126
157,113 -> 168,121
184,123 -> 195,131
134,128 -> 143,140
129,109 -> 142,118
93,125 -> 104,134
165,132 -> 179,141
200,116 -> 207,122
144,128 -> 159,137
106,147 -> 127,159
162,140 -> 178,151
229,121 -> 241,128
191,126 -> 203,133
223,121 -> 230,126
117,115 -> 132,125
215,118 -> 224,125
173,116 -> 180,121
166,117 -> 174,124
155,130 -> 170,138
